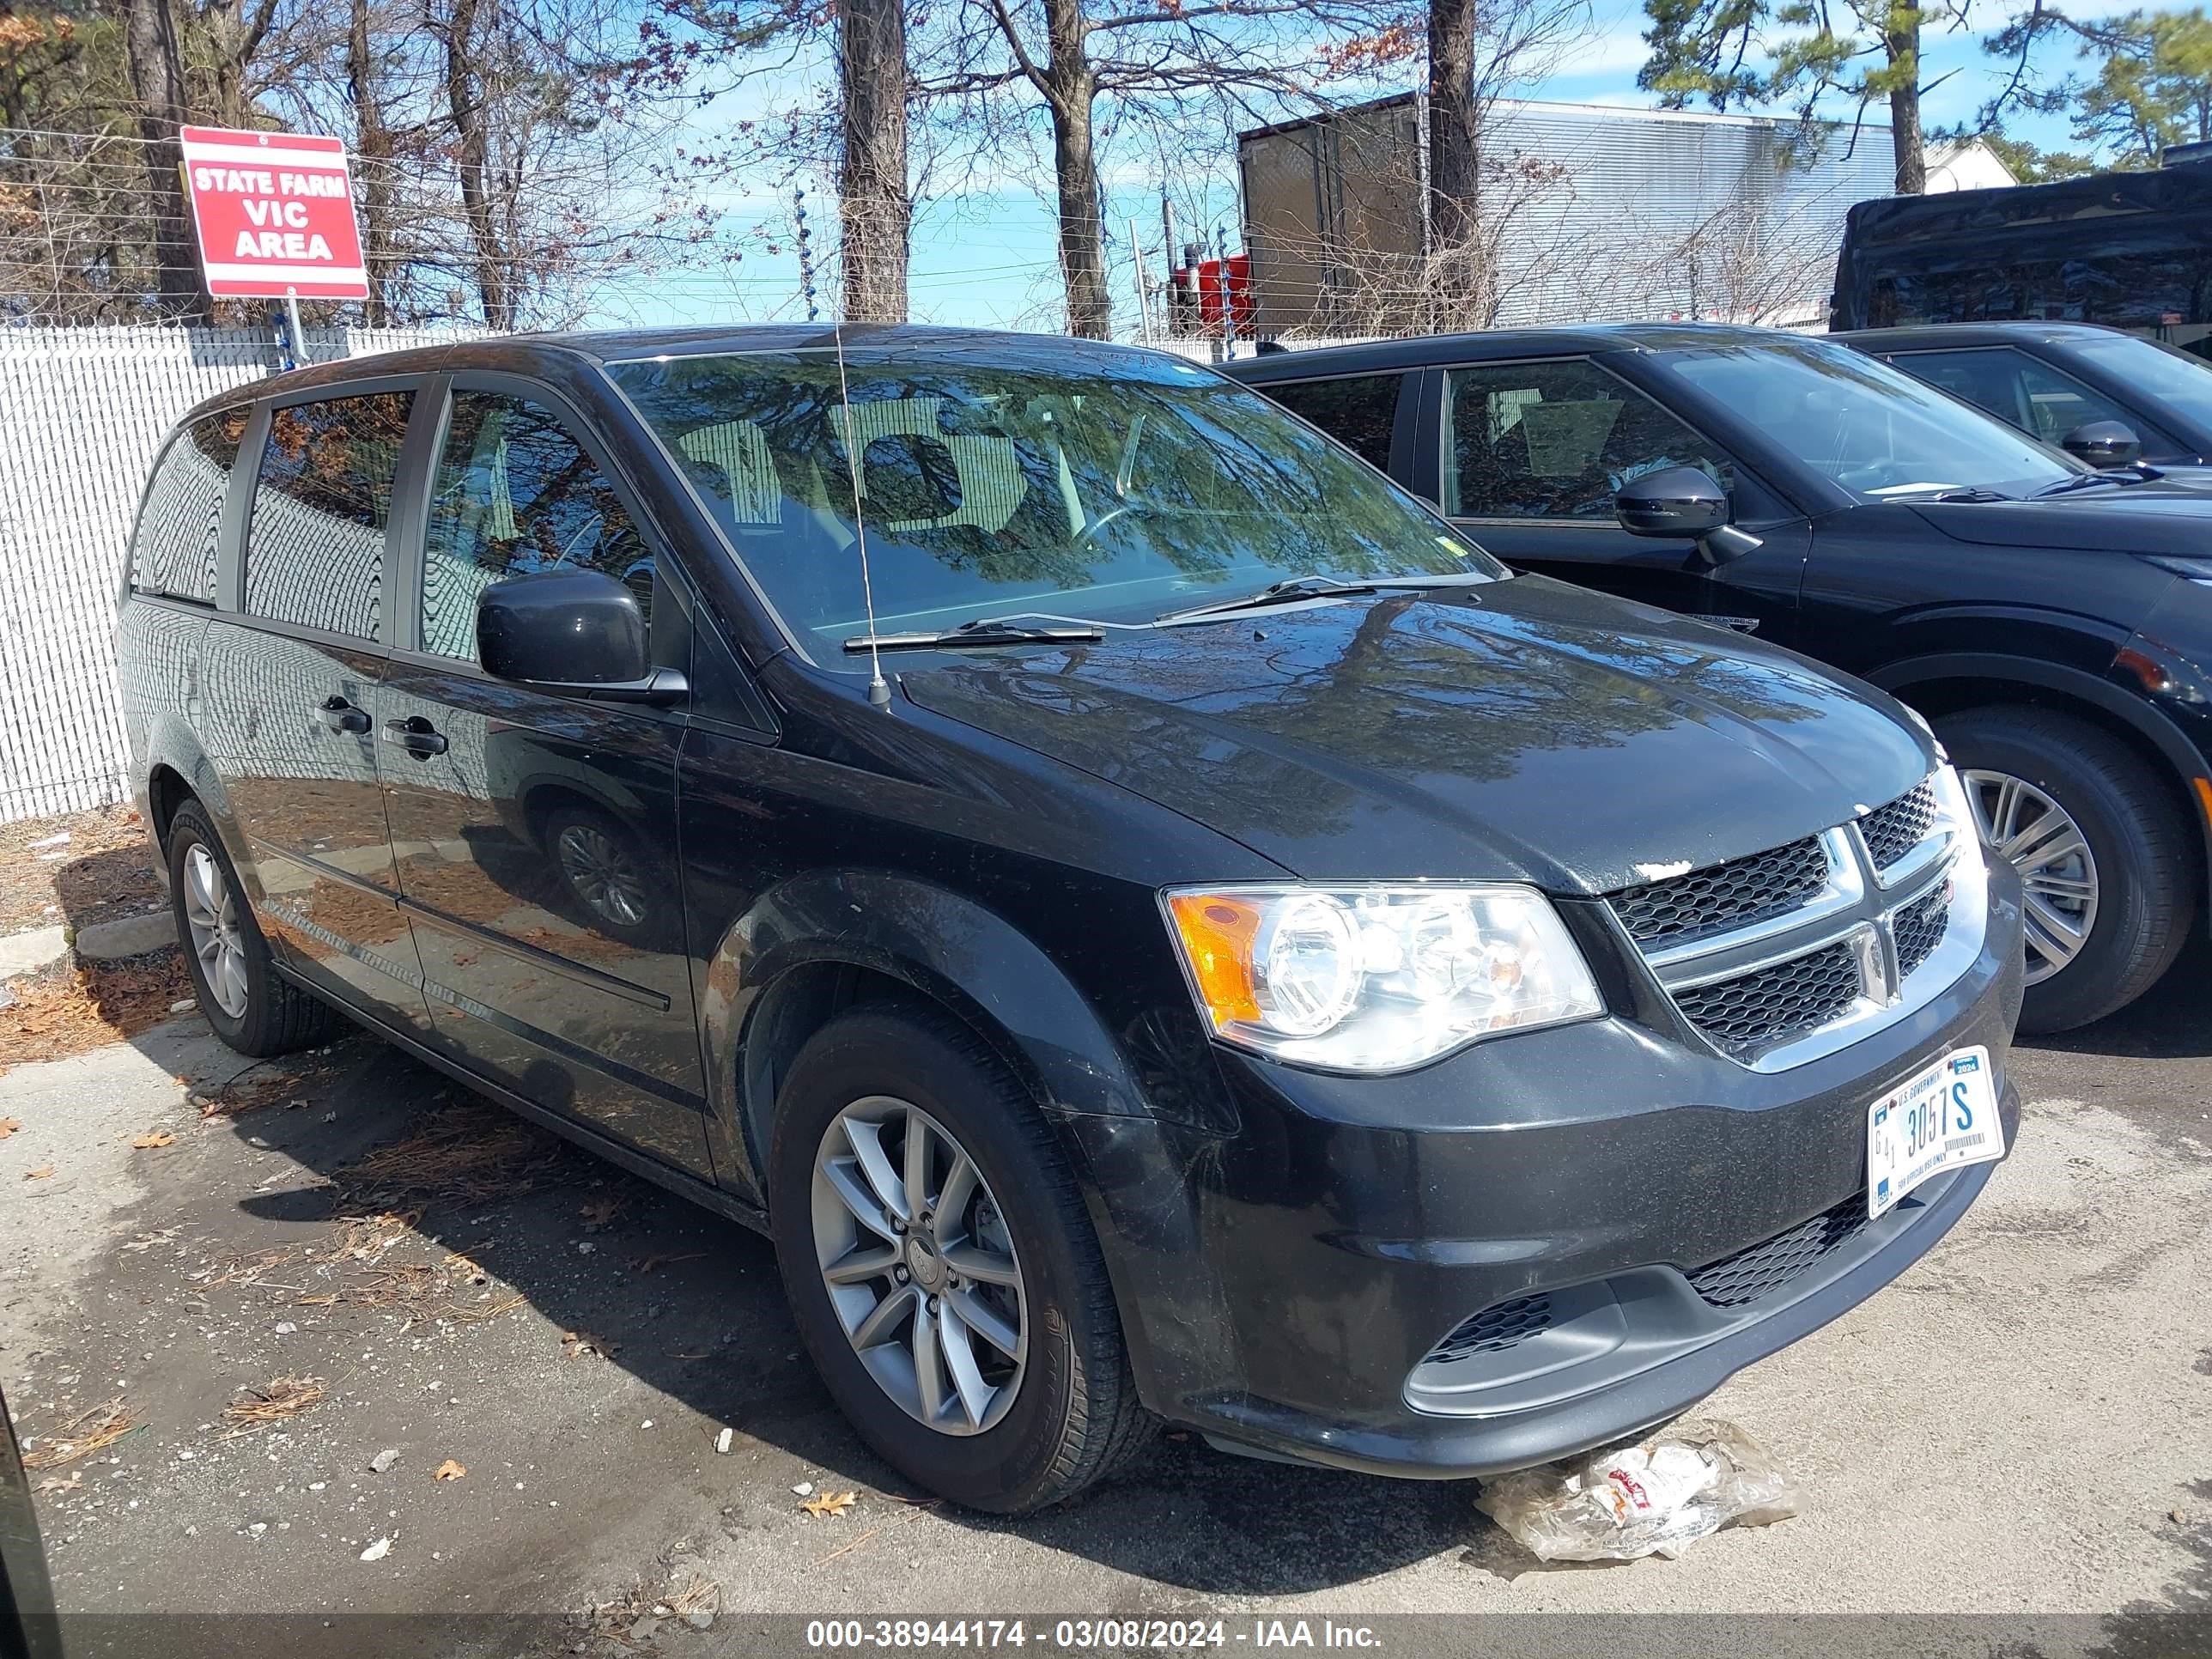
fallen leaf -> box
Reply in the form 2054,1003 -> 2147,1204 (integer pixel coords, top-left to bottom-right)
129,1130 -> 175,1150
579,1194 -> 624,1231
433,1459 -> 466,1481
22,1165 -> 54,1182
799,1490 -> 858,1519
0,1117 -> 19,1139
561,1329 -> 617,1361
36,1472 -> 82,1494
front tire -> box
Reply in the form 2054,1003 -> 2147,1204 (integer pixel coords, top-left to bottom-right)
769,1004 -> 1150,1511
166,799 -> 338,1056
1937,707 -> 2196,1034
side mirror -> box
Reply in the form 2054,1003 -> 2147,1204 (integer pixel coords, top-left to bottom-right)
2062,420 -> 2142,468
1615,466 -> 1730,538
1613,466 -> 1763,568
477,569 -> 686,705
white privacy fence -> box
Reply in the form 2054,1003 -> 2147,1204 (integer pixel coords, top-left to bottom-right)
0,323 -> 477,823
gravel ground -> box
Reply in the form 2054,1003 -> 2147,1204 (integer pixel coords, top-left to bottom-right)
1,951 -> 2208,1651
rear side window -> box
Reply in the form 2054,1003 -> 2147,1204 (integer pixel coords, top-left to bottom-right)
131,411 -> 246,603
1263,374 -> 1404,473
420,391 -> 652,660
245,392 -> 413,641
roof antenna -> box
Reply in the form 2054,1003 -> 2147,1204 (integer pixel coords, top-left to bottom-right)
830,320 -> 893,710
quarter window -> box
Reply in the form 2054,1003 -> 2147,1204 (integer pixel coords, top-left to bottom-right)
131,410 -> 246,603
1893,348 -> 2139,447
420,392 -> 652,661
1263,374 -> 1405,473
1443,361 -> 1731,520
244,392 -> 412,641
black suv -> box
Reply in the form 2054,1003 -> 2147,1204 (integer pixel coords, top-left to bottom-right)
1834,321 -> 2212,471
1233,325 -> 2212,1033
118,326 -> 2020,1511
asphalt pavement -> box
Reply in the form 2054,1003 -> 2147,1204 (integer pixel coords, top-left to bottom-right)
1,948 -> 2208,1650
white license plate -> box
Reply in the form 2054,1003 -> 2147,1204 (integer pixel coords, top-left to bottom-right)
1866,1045 -> 2004,1219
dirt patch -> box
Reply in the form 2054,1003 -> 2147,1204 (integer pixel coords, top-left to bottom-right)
0,949 -> 192,1070
0,805 -> 162,938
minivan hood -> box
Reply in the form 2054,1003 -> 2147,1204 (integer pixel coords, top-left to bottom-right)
899,575 -> 1931,892
1908,483 -> 2212,552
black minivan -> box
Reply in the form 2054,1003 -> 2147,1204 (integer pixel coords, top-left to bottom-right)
118,326 -> 2021,1512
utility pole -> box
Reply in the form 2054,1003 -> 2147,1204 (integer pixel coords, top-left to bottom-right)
1128,219 -> 1154,345
793,187 -> 821,323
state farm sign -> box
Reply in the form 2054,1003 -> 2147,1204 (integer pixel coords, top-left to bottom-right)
179,125 -> 370,301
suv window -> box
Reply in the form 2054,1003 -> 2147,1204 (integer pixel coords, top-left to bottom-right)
244,392 -> 412,641
420,391 -> 653,661
131,410 -> 246,603
1893,347 -> 2136,446
1264,374 -> 1404,473
1443,360 -> 1730,520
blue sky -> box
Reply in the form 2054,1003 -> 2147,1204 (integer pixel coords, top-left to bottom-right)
605,0 -> 2095,334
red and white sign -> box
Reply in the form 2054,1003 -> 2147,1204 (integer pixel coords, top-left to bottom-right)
179,125 -> 369,301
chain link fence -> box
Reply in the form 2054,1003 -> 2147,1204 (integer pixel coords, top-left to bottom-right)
0,322 -> 480,823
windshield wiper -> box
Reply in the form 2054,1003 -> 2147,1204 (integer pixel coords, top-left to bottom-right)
2032,472 -> 2136,498
842,617 -> 1104,653
1928,487 -> 2014,502
1154,573 -> 1490,624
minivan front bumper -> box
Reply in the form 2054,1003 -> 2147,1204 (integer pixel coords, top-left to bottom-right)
1060,859 -> 2025,1478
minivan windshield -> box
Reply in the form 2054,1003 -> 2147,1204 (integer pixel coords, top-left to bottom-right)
607,345 -> 1503,659
1660,337 -> 2084,501
2073,333 -> 2212,434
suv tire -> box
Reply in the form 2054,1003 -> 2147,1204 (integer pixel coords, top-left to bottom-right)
1937,707 -> 2195,1034
166,799 -> 340,1056
769,1003 -> 1151,1511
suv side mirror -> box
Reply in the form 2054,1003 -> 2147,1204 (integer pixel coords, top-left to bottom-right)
2062,420 -> 2142,468
1613,466 -> 1763,567
477,569 -> 686,705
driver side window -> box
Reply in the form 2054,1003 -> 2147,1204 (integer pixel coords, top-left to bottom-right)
421,390 -> 652,660
1444,359 -> 1731,520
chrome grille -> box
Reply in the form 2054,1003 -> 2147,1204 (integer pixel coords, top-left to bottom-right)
1422,1295 -> 1553,1366
1674,941 -> 1863,1058
1607,772 -> 1981,1070
1687,1195 -> 1870,1309
1893,886 -> 1950,979
1861,781 -> 1938,871
1607,836 -> 1829,946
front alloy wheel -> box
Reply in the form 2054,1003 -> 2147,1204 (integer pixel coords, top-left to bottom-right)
811,1097 -> 1027,1435
1961,769 -> 2099,986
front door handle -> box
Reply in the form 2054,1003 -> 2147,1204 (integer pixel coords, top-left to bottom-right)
383,714 -> 448,758
318,695 -> 371,734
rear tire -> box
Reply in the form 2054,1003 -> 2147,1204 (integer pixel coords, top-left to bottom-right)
1936,707 -> 2196,1034
769,1004 -> 1151,1512
165,799 -> 339,1057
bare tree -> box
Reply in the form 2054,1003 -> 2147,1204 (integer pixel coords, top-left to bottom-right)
924,0 -> 1401,338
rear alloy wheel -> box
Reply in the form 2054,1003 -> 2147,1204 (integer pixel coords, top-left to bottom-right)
165,799 -> 338,1056
1937,707 -> 2195,1034
769,1004 -> 1151,1511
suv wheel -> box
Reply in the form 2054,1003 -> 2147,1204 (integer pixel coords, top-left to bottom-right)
1937,707 -> 2195,1034
166,800 -> 339,1056
769,1005 -> 1151,1511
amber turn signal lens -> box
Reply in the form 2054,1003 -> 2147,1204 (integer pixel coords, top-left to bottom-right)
1166,892 -> 1263,1027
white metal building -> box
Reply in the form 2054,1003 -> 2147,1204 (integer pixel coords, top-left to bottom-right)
1235,96 -> 2015,337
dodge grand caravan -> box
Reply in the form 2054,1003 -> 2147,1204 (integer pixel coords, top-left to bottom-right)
118,326 -> 2024,1512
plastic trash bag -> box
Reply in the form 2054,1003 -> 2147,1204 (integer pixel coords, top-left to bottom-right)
1474,1418 -> 1803,1562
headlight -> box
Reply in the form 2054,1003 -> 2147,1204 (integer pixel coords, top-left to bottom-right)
1929,763 -> 1986,878
1162,884 -> 1602,1072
